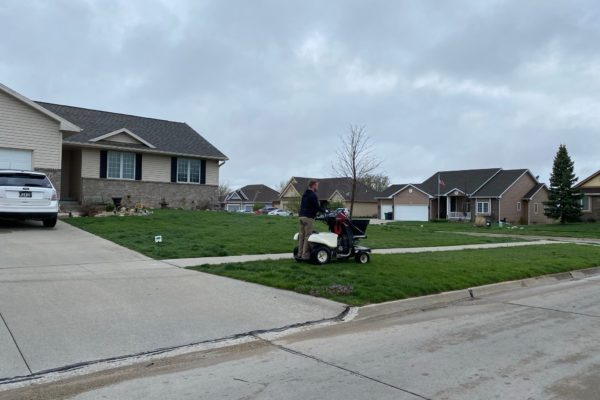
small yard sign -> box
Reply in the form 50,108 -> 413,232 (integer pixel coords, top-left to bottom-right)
154,235 -> 163,243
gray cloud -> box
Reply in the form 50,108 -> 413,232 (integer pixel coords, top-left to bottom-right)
1,0 -> 599,188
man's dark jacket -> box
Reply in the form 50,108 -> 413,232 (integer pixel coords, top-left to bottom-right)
299,189 -> 325,218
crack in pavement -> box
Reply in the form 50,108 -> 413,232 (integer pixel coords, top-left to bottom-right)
0,312 -> 32,375
253,335 -> 432,400
504,302 -> 600,319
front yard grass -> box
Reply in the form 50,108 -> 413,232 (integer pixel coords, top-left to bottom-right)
64,210 -> 523,259
189,244 -> 600,306
396,220 -> 600,239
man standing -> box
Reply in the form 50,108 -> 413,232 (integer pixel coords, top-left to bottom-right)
297,179 -> 326,261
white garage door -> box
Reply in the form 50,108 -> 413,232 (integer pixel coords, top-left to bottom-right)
394,205 -> 428,221
0,148 -> 32,170
380,204 -> 393,219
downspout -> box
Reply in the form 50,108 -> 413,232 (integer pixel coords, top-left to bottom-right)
219,160 -> 227,167
498,196 -> 501,225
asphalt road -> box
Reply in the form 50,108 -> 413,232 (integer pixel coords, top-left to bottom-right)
0,220 -> 345,381
7,272 -> 600,400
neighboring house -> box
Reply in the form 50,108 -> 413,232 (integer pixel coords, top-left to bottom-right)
377,168 -> 553,224
224,184 -> 279,212
0,83 -> 227,209
575,170 -> 600,221
279,177 -> 380,217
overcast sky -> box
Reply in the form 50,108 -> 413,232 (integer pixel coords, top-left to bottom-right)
1,0 -> 598,190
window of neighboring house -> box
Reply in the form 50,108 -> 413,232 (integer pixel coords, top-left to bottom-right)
581,196 -> 591,212
244,204 -> 253,212
107,151 -> 135,180
177,158 -> 201,183
534,203 -> 539,214
517,202 -> 521,211
476,200 -> 490,214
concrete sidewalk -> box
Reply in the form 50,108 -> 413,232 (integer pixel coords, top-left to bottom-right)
163,239 -> 563,267
445,230 -> 600,245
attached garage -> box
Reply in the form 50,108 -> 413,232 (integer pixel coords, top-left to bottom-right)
0,148 -> 32,170
380,203 -> 393,219
394,205 -> 429,221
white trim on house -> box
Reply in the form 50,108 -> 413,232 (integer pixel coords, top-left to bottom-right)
522,184 -> 547,200
574,170 -> 600,188
64,141 -> 228,161
0,83 -> 82,133
476,199 -> 491,215
498,170 -> 533,198
89,128 -> 156,149
470,169 -> 503,196
442,187 -> 466,196
376,184 -> 433,199
581,195 -> 592,212
106,150 -> 136,180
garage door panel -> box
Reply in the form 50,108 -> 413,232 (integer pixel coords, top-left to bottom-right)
394,205 -> 428,221
0,148 -> 32,170
380,204 -> 392,219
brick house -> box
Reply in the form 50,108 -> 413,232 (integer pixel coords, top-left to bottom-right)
279,176 -> 380,217
377,168 -> 553,224
575,170 -> 600,221
223,184 -> 279,212
0,83 -> 227,209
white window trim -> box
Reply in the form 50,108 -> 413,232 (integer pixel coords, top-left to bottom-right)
177,158 -> 201,184
580,196 -> 592,212
476,200 -> 491,215
107,151 -> 135,180
516,201 -> 521,211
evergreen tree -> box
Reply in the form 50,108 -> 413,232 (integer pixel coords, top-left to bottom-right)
544,144 -> 582,223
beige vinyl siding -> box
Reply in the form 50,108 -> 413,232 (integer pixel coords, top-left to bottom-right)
81,148 -> 100,178
581,174 -> 600,188
0,90 -> 62,169
101,132 -> 141,144
205,159 -> 219,185
142,154 -> 171,182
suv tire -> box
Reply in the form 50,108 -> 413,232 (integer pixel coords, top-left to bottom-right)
43,215 -> 58,228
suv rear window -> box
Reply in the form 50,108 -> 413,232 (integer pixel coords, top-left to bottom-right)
0,173 -> 53,188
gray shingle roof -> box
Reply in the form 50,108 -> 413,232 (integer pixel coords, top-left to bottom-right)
522,183 -> 546,200
419,168 -> 501,196
472,169 -> 528,197
287,177 -> 380,203
378,184 -> 407,198
238,184 -> 279,203
36,102 -> 227,160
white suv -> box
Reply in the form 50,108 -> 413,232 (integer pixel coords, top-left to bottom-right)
0,170 -> 59,227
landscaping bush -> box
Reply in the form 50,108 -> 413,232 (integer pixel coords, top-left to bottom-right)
79,203 -> 102,217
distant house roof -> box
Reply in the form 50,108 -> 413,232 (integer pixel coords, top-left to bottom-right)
471,169 -> 529,197
419,168 -> 501,196
575,170 -> 600,188
522,183 -> 546,200
378,184 -> 408,198
284,177 -> 380,203
227,184 -> 279,203
36,102 -> 227,160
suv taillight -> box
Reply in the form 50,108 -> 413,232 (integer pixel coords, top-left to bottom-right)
51,190 -> 58,201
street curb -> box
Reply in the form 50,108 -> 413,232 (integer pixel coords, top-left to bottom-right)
356,265 -> 600,320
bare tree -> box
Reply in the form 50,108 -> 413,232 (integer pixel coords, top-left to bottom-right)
276,180 -> 288,194
332,125 -> 381,216
217,182 -> 231,199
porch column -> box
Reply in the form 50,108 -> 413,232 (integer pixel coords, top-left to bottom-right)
446,195 -> 450,219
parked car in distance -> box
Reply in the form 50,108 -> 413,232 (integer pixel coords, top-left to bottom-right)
268,209 -> 293,216
258,206 -> 278,215
335,207 -> 350,215
0,170 -> 59,227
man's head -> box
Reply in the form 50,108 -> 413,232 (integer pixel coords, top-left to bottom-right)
308,179 -> 319,192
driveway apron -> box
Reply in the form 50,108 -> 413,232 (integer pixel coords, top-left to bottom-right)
0,221 -> 344,381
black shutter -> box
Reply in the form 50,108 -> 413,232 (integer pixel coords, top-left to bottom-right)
135,154 -> 142,181
200,160 -> 206,184
170,157 -> 177,182
99,150 -> 107,178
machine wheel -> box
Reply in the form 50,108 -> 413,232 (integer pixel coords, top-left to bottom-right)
293,246 -> 302,262
43,216 -> 57,228
311,246 -> 332,265
355,252 -> 370,264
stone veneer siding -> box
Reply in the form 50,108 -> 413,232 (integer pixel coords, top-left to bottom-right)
35,168 -> 61,197
81,178 -> 218,209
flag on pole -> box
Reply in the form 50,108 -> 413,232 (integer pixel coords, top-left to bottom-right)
438,176 -> 445,186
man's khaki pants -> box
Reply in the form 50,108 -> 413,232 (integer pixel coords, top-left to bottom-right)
298,217 -> 314,260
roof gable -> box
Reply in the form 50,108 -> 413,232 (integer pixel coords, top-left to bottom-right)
35,102 -> 227,160
0,83 -> 81,133
575,170 -> 600,188
237,184 -> 279,203
472,169 -> 532,198
90,128 -> 156,148
419,168 -> 502,196
286,176 -> 380,202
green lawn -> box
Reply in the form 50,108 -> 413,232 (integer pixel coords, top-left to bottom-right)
189,244 -> 600,306
393,220 -> 600,239
64,210 -> 523,259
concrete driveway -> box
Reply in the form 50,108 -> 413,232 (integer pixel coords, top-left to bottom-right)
0,220 -> 345,381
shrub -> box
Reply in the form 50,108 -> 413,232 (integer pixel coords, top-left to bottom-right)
80,203 -> 102,217
105,203 -> 115,212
